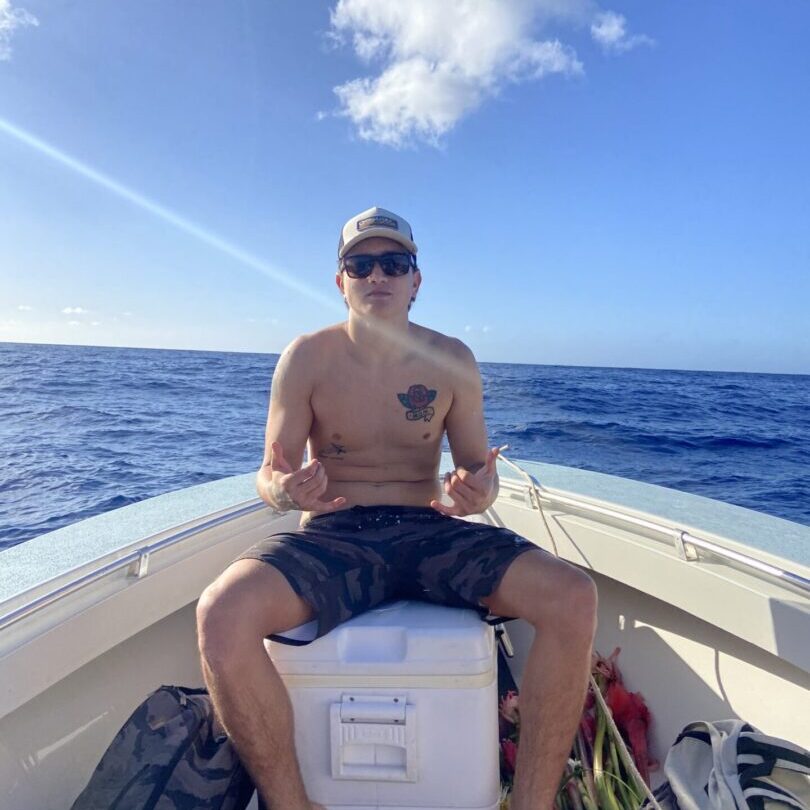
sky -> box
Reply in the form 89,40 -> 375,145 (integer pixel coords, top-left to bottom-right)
1,0 -> 808,373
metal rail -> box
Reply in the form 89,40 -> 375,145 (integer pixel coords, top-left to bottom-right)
497,455 -> 810,596
679,531 -> 810,593
2,468 -> 808,635
0,501 -> 267,633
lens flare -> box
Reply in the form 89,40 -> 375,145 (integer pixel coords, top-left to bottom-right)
0,118 -> 476,380
0,117 -> 340,312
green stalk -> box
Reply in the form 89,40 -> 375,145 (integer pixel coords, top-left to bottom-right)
608,736 -> 636,807
597,781 -> 623,810
593,705 -> 606,783
591,673 -> 607,781
604,769 -> 645,806
574,774 -> 599,810
593,695 -> 625,810
575,731 -> 598,807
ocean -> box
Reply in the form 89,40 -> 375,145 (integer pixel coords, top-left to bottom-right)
1,342 -> 808,554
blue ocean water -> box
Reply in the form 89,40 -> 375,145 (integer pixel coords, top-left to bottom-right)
1,342 -> 808,553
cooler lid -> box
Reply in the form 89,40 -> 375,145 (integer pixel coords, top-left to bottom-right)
266,600 -> 495,677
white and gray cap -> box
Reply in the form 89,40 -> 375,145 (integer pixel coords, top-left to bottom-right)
338,206 -> 418,259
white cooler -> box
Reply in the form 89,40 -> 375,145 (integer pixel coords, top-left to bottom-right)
265,599 -> 502,810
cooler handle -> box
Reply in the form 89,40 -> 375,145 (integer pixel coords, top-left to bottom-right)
329,700 -> 417,782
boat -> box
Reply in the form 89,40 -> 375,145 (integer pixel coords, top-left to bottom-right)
1,453 -> 808,808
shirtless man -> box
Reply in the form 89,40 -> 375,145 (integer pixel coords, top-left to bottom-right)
196,207 -> 597,810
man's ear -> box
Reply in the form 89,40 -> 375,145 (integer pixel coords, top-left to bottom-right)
335,272 -> 344,294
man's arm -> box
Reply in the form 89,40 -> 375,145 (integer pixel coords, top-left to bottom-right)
430,340 -> 500,517
256,337 -> 345,513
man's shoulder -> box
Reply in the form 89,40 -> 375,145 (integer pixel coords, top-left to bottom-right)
411,324 -> 477,366
273,327 -> 345,391
281,324 -> 345,362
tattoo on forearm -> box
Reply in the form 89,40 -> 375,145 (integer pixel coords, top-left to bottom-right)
318,443 -> 347,459
397,383 -> 436,422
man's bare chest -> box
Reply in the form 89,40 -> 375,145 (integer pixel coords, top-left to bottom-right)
310,368 -> 452,449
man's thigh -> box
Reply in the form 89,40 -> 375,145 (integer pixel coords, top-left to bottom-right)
398,516 -> 537,617
202,558 -> 317,638
477,545 -> 596,625
231,515 -> 395,643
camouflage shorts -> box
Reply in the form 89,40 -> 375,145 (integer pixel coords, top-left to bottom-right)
231,505 -> 537,645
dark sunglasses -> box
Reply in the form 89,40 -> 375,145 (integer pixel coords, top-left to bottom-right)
339,251 -> 417,279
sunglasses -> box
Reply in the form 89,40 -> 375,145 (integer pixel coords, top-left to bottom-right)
339,251 -> 417,279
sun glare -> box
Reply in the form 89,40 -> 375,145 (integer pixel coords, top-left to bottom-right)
0,117 -> 473,378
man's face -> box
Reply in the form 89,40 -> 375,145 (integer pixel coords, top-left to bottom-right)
336,236 -> 421,316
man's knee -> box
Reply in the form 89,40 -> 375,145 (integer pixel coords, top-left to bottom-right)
197,579 -> 249,672
537,566 -> 597,639
550,566 -> 598,638
196,559 -> 313,670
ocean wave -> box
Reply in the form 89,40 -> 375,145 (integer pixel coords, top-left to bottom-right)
2,344 -> 808,549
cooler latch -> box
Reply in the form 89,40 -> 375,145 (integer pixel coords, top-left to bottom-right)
330,694 -> 417,781
339,694 -> 406,724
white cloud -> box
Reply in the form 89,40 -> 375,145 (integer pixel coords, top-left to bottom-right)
0,1 -> 38,61
591,11 -> 654,54
62,306 -> 88,315
328,0 -> 585,147
91,321 -> 101,327
17,304 -> 33,311
67,320 -> 81,327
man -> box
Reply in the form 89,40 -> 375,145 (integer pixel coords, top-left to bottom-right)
196,206 -> 597,810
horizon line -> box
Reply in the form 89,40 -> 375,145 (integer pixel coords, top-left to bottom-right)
2,339 -> 807,378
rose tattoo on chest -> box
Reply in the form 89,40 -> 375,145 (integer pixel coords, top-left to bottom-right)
398,384 -> 437,422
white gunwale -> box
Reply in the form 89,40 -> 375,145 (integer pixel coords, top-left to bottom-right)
1,457 -> 808,721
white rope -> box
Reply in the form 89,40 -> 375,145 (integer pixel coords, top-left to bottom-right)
495,450 -> 560,557
497,450 -> 664,810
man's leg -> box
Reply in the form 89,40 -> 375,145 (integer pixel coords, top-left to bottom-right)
196,559 -> 325,810
480,549 -> 597,810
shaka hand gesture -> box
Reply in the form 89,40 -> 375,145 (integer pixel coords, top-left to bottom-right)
430,446 -> 500,518
269,441 -> 347,514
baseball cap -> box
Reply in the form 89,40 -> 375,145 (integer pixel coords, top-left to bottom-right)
338,206 -> 418,259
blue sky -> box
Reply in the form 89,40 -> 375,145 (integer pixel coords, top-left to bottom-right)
1,1 -> 808,373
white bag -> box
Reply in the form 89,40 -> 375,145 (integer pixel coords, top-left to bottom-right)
643,719 -> 810,809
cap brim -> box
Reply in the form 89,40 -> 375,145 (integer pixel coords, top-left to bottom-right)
339,229 -> 418,259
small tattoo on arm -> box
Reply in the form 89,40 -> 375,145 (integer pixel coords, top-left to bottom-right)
398,384 -> 437,422
318,443 -> 347,459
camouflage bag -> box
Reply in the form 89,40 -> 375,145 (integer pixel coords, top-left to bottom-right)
70,685 -> 255,810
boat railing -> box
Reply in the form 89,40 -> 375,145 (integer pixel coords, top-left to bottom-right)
0,501 -> 266,633
2,467 -> 808,636
497,454 -> 810,597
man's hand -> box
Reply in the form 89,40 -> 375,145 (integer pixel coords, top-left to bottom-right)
268,441 -> 347,513
430,446 -> 500,517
